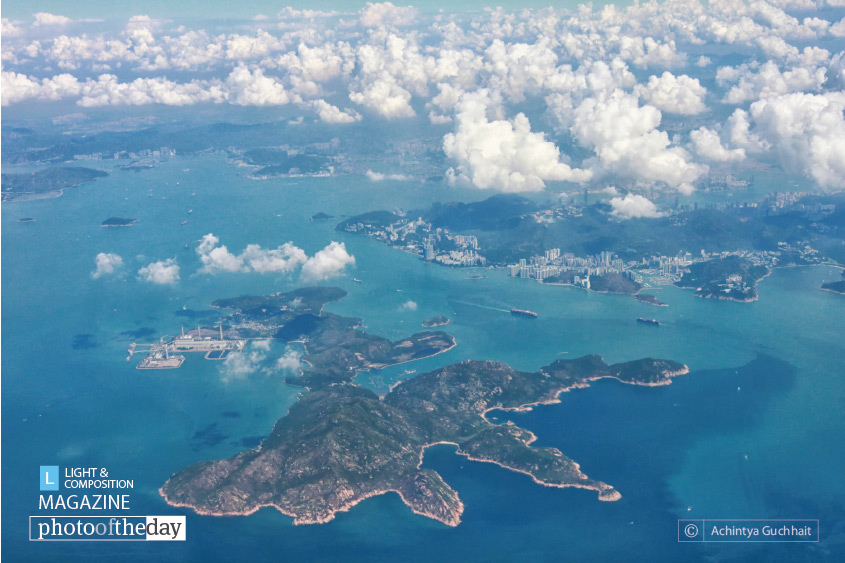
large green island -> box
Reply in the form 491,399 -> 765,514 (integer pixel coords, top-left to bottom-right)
160,287 -> 688,526
210,287 -> 455,386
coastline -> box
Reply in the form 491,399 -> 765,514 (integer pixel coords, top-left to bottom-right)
160,351 -> 686,528
363,338 -> 457,371
463,362 -> 691,501
160,478 -> 464,527
820,286 -> 845,295
455,453 -> 621,501
3,189 -> 64,202
634,293 -> 669,307
480,362 -> 691,422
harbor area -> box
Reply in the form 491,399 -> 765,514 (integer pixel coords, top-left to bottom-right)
131,326 -> 247,369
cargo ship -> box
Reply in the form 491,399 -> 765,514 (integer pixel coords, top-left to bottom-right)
637,317 -> 660,326
511,308 -> 538,318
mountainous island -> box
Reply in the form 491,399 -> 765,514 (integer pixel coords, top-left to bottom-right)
1,167 -> 108,201
210,287 -> 454,387
422,316 -> 450,327
160,286 -> 687,526
101,217 -> 137,227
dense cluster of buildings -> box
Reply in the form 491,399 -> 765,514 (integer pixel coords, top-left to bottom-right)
702,173 -> 753,191
508,249 -> 639,287
764,192 -> 835,220
345,189 -> 833,291
342,216 -> 488,266
74,147 -> 175,161
423,233 -> 486,266
134,326 -> 246,369
667,191 -> 836,220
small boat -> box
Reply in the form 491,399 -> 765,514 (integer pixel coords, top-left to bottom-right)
511,308 -> 538,318
353,278 -> 363,284
188,209 -> 193,214
637,318 -> 660,326
181,220 -> 188,225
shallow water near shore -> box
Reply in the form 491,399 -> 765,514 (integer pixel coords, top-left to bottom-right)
3,154 -> 843,561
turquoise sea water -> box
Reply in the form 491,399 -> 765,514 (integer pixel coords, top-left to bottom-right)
2,154 -> 844,561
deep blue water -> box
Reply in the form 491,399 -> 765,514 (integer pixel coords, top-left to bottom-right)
2,154 -> 844,561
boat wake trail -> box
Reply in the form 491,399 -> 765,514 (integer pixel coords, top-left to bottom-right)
449,299 -> 511,314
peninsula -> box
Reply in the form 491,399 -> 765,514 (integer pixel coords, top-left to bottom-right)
1,166 -> 108,201
675,255 -> 769,302
821,280 -> 845,295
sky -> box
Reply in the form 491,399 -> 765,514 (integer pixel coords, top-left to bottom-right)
2,0 -> 845,201
0,1 -> 605,20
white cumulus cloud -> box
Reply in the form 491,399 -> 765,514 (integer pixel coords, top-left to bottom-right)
1,71 -> 81,106
571,89 -> 706,193
444,90 -> 591,193
78,74 -> 222,107
33,13 -> 72,27
1,18 -> 23,37
138,258 -> 180,285
610,194 -> 664,219
300,241 -> 356,282
349,72 -> 415,118
225,66 -> 291,106
310,99 -> 361,123
690,127 -> 747,162
196,234 -> 244,273
717,60 -> 827,105
92,252 -> 123,279
749,92 -> 845,190
221,345 -> 267,382
359,2 -> 417,27
635,72 -> 707,115
275,348 -> 302,373
365,170 -> 410,181
196,233 -> 307,274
